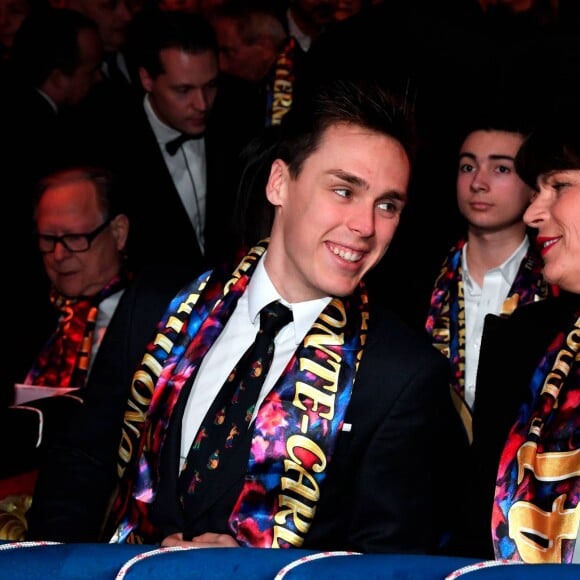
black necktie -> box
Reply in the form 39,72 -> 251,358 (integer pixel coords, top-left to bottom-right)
165,132 -> 204,156
178,300 -> 293,504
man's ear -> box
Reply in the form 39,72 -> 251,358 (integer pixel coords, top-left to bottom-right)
265,159 -> 288,206
139,66 -> 153,92
111,213 -> 130,251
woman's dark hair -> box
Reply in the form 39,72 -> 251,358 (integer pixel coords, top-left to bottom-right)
515,114 -> 580,189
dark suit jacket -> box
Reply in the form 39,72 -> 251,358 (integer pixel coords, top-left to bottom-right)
28,285 -> 468,554
66,91 -> 247,276
26,264 -> 198,540
445,292 -> 580,559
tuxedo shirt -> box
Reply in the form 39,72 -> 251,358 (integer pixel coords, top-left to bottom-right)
144,95 -> 207,253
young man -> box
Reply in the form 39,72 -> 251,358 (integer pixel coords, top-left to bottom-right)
28,79 -> 467,554
425,112 -> 552,441
449,112 -> 580,563
69,10 -> 250,276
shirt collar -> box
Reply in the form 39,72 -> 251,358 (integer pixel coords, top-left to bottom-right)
36,88 -> 57,113
143,94 -> 181,148
286,9 -> 311,52
462,236 -> 530,290
247,253 -> 331,345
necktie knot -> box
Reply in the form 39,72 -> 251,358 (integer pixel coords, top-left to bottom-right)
259,301 -> 293,339
165,132 -> 204,156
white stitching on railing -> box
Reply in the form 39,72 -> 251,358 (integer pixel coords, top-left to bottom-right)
0,541 -> 61,551
445,559 -> 523,578
274,550 -> 361,579
114,545 -> 200,579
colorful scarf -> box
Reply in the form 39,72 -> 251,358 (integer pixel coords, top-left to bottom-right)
493,311 -> 580,563
425,239 -> 550,424
25,274 -> 129,389
111,240 -> 368,547
265,37 -> 296,127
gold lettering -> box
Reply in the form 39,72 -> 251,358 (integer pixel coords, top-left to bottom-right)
153,334 -> 174,354
287,435 -> 326,474
509,495 -> 580,563
303,332 -> 343,360
274,494 -> 316,533
118,431 -> 133,476
293,381 -> 336,420
282,460 -> 320,501
272,524 -> 304,548
319,299 -> 347,328
517,442 -> 580,484
140,353 -> 163,379
299,357 -> 341,388
361,311 -> 369,331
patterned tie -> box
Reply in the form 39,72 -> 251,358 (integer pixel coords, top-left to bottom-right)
178,300 -> 293,504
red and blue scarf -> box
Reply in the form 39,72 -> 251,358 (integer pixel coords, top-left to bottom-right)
493,311 -> 580,563
25,274 -> 129,389
111,240 -> 368,547
425,239 -> 550,438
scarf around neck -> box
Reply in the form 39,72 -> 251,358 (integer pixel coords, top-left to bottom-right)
25,273 -> 129,389
493,308 -> 580,563
265,36 -> 296,127
111,240 -> 368,547
425,238 -> 550,438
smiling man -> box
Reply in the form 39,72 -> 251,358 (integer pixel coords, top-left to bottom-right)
73,78 -> 468,554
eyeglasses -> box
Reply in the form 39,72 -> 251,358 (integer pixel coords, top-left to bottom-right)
38,218 -> 112,254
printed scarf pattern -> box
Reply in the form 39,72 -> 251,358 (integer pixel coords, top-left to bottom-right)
493,311 -> 580,563
265,36 -> 296,127
111,240 -> 367,547
425,238 -> 550,400
25,274 -> 129,389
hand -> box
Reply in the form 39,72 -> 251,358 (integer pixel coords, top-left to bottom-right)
161,532 -> 240,548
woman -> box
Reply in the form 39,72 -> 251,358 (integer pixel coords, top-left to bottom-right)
455,115 -> 580,563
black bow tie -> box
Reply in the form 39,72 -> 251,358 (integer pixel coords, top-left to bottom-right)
165,132 -> 204,156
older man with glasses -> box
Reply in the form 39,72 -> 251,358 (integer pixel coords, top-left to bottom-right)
0,166 -> 131,540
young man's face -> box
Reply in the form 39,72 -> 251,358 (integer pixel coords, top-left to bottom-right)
456,129 -> 532,233
264,122 -> 410,303
140,47 -> 219,136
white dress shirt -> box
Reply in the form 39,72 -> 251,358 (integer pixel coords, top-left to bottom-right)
143,95 -> 207,253
180,255 -> 331,468
462,238 -> 529,408
286,9 -> 312,52
87,289 -> 125,377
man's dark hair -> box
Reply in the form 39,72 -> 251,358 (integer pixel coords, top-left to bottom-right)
454,96 -> 538,154
131,10 -> 218,78
233,79 -> 417,248
277,78 -> 417,177
11,8 -> 98,87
